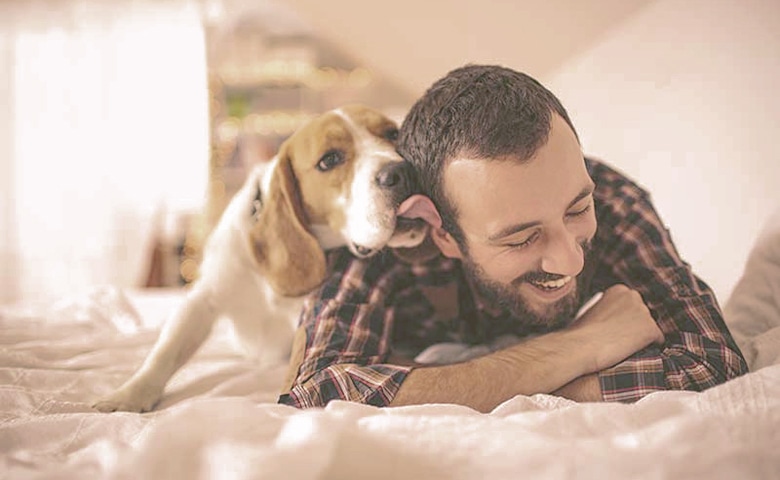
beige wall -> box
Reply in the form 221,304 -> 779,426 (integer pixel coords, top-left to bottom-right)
544,0 -> 780,302
0,33 -> 18,304
285,0 -> 780,303
283,0 -> 653,95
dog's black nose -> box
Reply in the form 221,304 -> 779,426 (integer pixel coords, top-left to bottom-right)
376,162 -> 414,191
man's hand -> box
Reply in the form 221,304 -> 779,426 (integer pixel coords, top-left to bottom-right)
571,284 -> 664,373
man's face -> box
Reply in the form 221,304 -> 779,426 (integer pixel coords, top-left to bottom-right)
441,114 -> 597,331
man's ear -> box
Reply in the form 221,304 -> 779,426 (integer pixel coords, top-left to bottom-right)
430,225 -> 464,259
392,230 -> 439,264
396,194 -> 464,260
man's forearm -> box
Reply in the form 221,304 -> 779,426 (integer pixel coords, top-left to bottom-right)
390,329 -> 594,413
390,285 -> 661,412
552,373 -> 602,401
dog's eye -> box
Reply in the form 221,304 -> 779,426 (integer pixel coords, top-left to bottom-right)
383,127 -> 399,142
316,150 -> 345,172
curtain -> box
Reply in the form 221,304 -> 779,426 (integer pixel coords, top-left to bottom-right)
0,0 -> 210,305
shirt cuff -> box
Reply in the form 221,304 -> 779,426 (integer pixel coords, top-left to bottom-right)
598,347 -> 667,403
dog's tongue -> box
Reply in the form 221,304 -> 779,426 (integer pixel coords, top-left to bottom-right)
396,194 -> 428,219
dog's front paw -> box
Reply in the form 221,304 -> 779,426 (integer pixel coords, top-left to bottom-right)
93,383 -> 163,413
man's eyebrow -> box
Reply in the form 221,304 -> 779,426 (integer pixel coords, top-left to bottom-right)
566,184 -> 595,210
487,184 -> 595,242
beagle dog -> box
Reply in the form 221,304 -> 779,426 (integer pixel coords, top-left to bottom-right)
94,105 -> 429,413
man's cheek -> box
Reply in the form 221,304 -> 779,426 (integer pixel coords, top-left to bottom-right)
495,261 -> 533,286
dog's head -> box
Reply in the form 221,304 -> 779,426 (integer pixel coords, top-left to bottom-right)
250,105 -> 429,297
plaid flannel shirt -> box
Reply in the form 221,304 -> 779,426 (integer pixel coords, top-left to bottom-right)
278,158 -> 748,408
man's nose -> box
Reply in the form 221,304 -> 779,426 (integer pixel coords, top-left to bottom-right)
539,227 -> 584,277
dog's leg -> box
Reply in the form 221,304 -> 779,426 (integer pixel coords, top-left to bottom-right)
93,288 -> 217,412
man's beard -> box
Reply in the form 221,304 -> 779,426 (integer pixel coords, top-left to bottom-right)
462,241 -> 591,333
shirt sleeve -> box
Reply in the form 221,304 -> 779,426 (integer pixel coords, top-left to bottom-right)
278,249 -> 414,408
593,175 -> 748,402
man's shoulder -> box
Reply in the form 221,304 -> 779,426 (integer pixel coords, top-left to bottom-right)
321,247 -> 404,290
586,157 -> 650,204
318,246 -> 456,301
323,245 -> 450,273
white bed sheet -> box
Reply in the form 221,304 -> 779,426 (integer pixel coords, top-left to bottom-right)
2,211 -> 780,479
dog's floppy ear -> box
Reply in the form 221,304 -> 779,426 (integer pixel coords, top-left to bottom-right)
249,153 -> 327,297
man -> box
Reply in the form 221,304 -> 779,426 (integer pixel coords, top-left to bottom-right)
278,65 -> 748,412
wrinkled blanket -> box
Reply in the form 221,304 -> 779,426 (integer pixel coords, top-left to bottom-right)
2,210 -> 780,479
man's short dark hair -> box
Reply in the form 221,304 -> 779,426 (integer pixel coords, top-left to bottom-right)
397,64 -> 578,247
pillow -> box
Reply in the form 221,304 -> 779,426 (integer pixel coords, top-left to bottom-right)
723,208 -> 780,371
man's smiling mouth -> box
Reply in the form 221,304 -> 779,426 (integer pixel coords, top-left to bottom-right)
529,275 -> 573,291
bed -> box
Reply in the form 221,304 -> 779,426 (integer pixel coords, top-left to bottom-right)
2,212 -> 780,479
